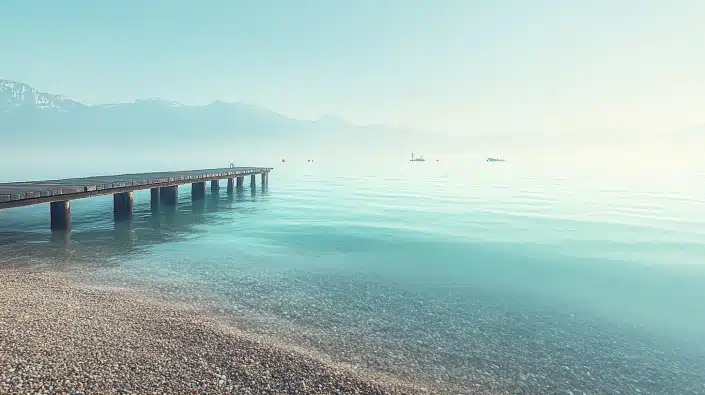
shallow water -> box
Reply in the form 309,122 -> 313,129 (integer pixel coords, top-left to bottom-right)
2,153 -> 705,394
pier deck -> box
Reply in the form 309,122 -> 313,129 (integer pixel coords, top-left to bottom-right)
0,167 -> 272,230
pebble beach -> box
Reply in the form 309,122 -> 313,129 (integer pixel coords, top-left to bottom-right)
0,269 -> 435,395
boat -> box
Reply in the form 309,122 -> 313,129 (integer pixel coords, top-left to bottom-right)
486,157 -> 505,162
410,153 -> 426,162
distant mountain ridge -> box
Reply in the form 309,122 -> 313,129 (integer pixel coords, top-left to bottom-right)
1,79 -> 84,112
0,79 -> 327,141
0,79 -> 293,119
0,78 -> 454,156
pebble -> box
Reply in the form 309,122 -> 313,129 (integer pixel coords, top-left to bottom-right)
0,270 -> 430,395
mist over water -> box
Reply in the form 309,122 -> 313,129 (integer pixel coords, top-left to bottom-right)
1,142 -> 705,393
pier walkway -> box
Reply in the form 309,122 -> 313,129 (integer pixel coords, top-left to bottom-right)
0,167 -> 272,231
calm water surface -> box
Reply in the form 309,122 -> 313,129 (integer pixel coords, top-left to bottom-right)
1,153 -> 705,394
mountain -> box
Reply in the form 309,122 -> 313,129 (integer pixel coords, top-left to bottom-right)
0,79 -> 447,156
1,80 -> 84,112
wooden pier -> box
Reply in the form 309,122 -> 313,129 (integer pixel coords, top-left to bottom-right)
0,167 -> 272,231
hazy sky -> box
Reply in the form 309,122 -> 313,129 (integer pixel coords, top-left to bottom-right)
2,0 -> 704,135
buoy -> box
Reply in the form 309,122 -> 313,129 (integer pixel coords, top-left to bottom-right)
282,159 -> 286,163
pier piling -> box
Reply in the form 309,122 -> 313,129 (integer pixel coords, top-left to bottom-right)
150,188 -> 160,211
50,201 -> 71,231
160,186 -> 179,206
211,180 -> 220,193
236,176 -> 244,188
226,178 -> 234,194
192,182 -> 206,200
250,175 -> 256,187
113,191 -> 134,221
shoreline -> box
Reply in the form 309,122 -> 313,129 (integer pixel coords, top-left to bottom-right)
0,269 -> 440,395
3,264 -> 704,395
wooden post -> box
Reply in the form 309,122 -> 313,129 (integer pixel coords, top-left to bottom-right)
150,188 -> 160,212
113,191 -> 134,221
211,179 -> 220,193
226,178 -> 234,194
159,186 -> 179,206
250,174 -> 256,187
191,182 -> 206,200
236,176 -> 244,188
50,201 -> 71,231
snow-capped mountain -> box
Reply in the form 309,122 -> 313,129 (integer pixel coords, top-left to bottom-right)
0,79 -> 84,112
0,78 -> 444,154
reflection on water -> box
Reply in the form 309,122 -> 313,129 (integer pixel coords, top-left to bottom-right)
0,184 -> 270,270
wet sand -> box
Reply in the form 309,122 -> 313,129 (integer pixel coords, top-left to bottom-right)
0,269 -> 438,395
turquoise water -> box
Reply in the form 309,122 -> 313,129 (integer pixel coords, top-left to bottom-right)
1,153 -> 705,394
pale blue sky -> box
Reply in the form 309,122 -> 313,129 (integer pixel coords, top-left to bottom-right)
2,0 -> 704,135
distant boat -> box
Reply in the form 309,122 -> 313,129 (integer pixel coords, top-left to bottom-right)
410,153 -> 426,162
486,157 -> 505,162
